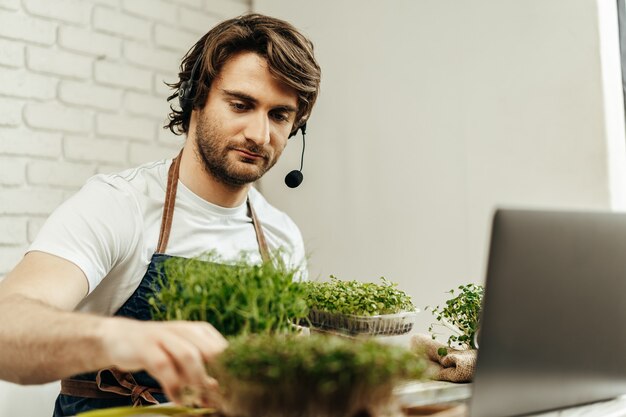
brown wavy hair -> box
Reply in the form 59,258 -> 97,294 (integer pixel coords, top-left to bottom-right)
164,13 -> 321,136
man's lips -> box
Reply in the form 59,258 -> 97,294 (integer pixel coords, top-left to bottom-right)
233,148 -> 266,160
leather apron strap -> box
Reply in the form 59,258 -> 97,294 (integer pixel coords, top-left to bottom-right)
60,368 -> 163,406
156,149 -> 182,254
248,201 -> 270,263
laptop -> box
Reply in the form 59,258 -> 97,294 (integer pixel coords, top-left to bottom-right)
468,209 -> 626,416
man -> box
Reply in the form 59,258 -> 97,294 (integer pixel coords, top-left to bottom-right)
0,13 -> 321,416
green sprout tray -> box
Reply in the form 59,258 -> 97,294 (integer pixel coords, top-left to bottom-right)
307,309 -> 419,336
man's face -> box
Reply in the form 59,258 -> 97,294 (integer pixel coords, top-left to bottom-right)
194,51 -> 299,187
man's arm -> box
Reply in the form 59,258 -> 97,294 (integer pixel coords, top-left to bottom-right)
0,251 -> 227,404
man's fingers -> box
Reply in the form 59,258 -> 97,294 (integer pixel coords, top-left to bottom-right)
148,323 -> 226,404
199,376 -> 220,407
141,348 -> 183,403
199,322 -> 229,354
102,318 -> 228,405
168,322 -> 228,362
157,334 -> 209,388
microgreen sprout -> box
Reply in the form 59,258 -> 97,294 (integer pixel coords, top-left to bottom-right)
302,275 -> 415,316
210,334 -> 428,417
213,333 -> 427,386
427,283 -> 484,350
148,251 -> 309,337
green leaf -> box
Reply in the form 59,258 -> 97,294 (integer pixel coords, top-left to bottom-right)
427,283 -> 484,350
148,250 -> 309,337
212,334 -> 428,387
301,276 -> 415,316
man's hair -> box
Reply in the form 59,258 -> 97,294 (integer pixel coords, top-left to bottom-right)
165,13 -> 321,136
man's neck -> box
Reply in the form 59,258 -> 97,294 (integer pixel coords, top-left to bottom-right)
178,140 -> 250,208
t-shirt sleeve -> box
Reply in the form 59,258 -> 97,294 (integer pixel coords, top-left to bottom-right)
28,176 -> 142,294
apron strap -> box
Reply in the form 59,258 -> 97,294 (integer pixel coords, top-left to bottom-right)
60,369 -> 163,406
60,378 -> 122,400
155,148 -> 271,261
96,368 -> 161,406
248,199 -> 270,263
156,149 -> 182,254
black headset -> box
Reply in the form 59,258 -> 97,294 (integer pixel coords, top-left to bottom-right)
178,54 -> 203,112
178,54 -> 307,188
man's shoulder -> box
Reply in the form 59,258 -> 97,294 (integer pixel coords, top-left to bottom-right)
87,159 -> 171,198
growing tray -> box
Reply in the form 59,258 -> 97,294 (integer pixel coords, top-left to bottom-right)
307,308 -> 419,336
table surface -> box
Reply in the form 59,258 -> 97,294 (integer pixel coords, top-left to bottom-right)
396,381 -> 626,417
71,382 -> 626,417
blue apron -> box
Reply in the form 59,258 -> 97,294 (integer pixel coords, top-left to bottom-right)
53,150 -> 270,416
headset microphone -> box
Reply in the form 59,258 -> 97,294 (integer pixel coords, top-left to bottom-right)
285,123 -> 307,188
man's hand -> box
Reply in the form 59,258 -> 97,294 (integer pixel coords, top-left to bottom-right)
0,251 -> 228,406
100,318 -> 228,405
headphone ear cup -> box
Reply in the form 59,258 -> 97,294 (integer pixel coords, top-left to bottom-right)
178,80 -> 194,111
288,122 -> 307,139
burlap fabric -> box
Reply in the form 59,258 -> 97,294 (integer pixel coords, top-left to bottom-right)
411,334 -> 476,383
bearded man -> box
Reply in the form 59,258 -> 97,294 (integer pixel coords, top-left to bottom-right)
0,13 -> 321,416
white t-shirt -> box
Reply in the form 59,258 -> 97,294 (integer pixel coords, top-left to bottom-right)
28,158 -> 307,316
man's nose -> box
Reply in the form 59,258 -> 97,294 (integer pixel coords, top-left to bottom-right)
244,113 -> 270,146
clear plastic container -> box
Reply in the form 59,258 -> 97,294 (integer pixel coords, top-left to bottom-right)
307,308 -> 420,336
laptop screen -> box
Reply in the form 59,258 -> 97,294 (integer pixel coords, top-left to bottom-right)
469,209 -> 626,417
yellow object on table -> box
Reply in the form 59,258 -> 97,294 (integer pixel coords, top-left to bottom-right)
76,405 -> 218,417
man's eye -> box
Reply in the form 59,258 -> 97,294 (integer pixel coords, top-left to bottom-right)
271,112 -> 289,122
230,102 -> 248,111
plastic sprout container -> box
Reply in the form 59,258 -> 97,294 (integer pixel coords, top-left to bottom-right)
307,309 -> 420,336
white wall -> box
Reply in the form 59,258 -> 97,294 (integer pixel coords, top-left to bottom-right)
255,0 -> 626,334
0,1 -> 250,415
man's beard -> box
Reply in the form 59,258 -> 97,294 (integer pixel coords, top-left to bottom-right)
195,115 -> 278,187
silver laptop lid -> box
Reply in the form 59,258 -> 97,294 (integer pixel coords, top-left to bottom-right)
470,209 -> 626,417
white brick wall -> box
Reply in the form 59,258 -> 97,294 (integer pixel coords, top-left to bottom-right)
23,0 -> 91,25
94,60 -> 153,91
0,69 -> 57,99
123,41 -> 180,72
0,0 -> 20,11
0,0 -> 251,277
24,102 -> 93,132
0,157 -> 26,186
0,9 -> 56,45
58,27 -> 122,59
27,160 -> 96,188
0,128 -> 62,157
0,38 -> 24,67
122,0 -> 177,24
179,7 -> 222,34
59,81 -> 123,111
0,97 -> 24,126
27,46 -> 93,79
0,217 -> 27,245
